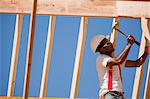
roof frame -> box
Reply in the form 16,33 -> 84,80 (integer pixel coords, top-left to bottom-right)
0,0 -> 150,18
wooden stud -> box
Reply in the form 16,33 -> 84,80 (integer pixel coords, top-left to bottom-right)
132,18 -> 148,99
110,18 -> 119,48
70,17 -> 88,98
7,14 -> 23,97
39,16 -> 56,98
144,18 -> 150,99
0,0 -> 150,18
23,0 -> 38,98
141,18 -> 150,42
132,35 -> 145,99
0,97 -> 68,99
144,59 -> 150,99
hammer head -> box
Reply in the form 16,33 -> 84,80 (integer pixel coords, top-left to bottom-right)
113,22 -> 119,29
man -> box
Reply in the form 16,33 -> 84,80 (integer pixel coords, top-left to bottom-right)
90,34 -> 150,99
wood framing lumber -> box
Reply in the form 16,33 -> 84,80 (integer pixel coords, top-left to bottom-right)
144,18 -> 150,99
7,14 -> 23,97
23,0 -> 37,98
0,97 -> 83,99
132,18 -> 150,99
141,18 -> 150,42
148,19 -> 150,33
110,18 -> 119,48
116,1 -> 150,18
132,31 -> 146,99
144,59 -> 150,99
0,0 -> 116,17
70,17 -> 88,98
0,0 -> 150,18
39,16 -> 56,98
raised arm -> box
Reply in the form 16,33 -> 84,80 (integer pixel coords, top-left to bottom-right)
125,18 -> 150,67
125,40 -> 150,67
107,35 -> 135,66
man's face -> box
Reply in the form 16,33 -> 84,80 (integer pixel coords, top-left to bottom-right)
100,39 -> 114,55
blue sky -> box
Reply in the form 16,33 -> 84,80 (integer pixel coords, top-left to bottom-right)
0,14 -> 149,98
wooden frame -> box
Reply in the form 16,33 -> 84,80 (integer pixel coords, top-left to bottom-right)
0,0 -> 150,18
39,16 -> 56,98
7,14 -> 23,97
23,0 -> 38,97
70,17 -> 88,98
141,18 -> 150,43
132,33 -> 146,99
116,1 -> 150,18
0,0 -> 150,99
110,18 -> 119,48
144,59 -> 150,99
132,18 -> 149,99
143,18 -> 150,99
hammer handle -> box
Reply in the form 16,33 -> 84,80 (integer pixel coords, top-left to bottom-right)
113,27 -> 140,46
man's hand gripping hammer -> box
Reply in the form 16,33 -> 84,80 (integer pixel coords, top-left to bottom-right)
112,22 -> 140,46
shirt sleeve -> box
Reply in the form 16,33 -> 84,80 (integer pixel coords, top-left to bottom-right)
96,55 -> 112,67
102,57 -> 111,67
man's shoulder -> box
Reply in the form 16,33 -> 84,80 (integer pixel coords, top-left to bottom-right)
96,54 -> 111,68
96,54 -> 112,63
97,54 -> 111,60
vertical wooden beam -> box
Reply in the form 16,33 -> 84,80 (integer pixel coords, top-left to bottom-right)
110,18 -> 119,62
147,18 -> 150,34
23,0 -> 38,98
141,18 -> 150,42
144,59 -> 150,99
144,18 -> 150,99
132,34 -> 145,99
110,18 -> 119,48
70,17 -> 88,98
132,18 -> 148,99
7,14 -> 23,97
39,16 -> 56,98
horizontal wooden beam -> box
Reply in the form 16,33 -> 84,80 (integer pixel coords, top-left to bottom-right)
0,0 -> 150,18
0,97 -> 85,99
117,1 -> 150,18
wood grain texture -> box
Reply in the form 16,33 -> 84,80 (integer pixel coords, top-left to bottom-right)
143,18 -> 150,99
7,14 -> 23,97
23,0 -> 37,98
0,0 -> 116,17
70,17 -> 88,98
110,18 -> 119,48
1,0 -> 150,17
132,24 -> 147,99
0,97 -> 73,99
0,0 -> 150,17
117,1 -> 150,18
144,60 -> 150,99
39,16 -> 56,98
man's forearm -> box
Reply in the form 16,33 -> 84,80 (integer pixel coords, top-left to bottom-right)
116,44 -> 132,64
136,51 -> 149,66
125,50 -> 149,67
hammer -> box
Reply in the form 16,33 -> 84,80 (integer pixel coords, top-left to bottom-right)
113,23 -> 140,46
